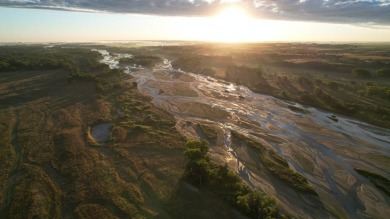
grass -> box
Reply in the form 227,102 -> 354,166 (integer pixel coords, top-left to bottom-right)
153,80 -> 199,97
175,102 -> 230,120
231,131 -> 317,195
0,110 -> 16,209
8,164 -> 62,219
0,46 -> 188,218
197,124 -> 218,143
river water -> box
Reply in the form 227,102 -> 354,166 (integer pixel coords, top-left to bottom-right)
94,49 -> 390,219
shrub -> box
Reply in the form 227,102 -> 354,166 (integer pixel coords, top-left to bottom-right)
236,191 -> 278,219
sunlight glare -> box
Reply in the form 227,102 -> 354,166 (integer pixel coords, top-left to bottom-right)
180,6 -> 282,42
211,7 -> 254,42
215,7 -> 250,26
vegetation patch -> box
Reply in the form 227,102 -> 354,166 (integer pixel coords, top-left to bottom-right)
183,140 -> 282,219
175,102 -> 230,120
197,124 -> 218,143
119,55 -> 162,67
231,131 -> 317,195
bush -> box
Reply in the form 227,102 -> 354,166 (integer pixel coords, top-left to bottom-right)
236,191 -> 278,219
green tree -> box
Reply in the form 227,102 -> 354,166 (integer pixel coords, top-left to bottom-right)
183,140 -> 210,186
236,191 -> 278,219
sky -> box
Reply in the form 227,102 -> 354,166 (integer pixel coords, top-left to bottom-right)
0,0 -> 390,42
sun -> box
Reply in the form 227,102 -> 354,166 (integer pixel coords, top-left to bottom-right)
182,6 -> 278,42
208,7 -> 258,42
215,7 -> 250,25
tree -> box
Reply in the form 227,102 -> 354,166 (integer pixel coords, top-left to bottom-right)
183,140 -> 210,186
236,191 -> 278,219
183,140 -> 281,218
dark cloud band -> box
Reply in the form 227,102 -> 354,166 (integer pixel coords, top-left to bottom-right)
1,0 -> 389,25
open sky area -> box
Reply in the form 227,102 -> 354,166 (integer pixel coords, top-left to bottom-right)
1,0 -> 390,43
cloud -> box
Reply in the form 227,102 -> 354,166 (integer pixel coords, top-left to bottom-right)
251,0 -> 390,25
1,0 -> 389,25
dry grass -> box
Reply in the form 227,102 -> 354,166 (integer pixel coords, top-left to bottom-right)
175,102 -> 230,120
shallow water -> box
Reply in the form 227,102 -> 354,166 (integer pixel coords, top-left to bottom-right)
91,123 -> 113,143
96,49 -> 390,218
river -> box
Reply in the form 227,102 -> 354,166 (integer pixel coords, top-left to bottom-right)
94,49 -> 390,219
